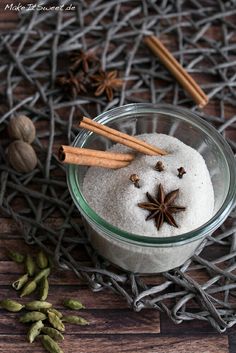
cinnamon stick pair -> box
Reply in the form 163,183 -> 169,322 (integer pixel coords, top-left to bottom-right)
59,117 -> 167,169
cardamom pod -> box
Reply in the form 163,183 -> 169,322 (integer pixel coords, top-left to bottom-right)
25,254 -> 36,276
39,277 -> 49,301
25,300 -> 52,311
20,280 -> 37,297
34,268 -> 50,283
0,299 -> 24,312
20,311 -> 47,323
62,315 -> 89,325
47,308 -> 63,319
40,335 -> 64,353
12,273 -> 29,290
27,320 -> 44,343
48,311 -> 65,332
41,327 -> 64,341
63,299 -> 85,310
37,251 -> 49,269
7,250 -> 25,263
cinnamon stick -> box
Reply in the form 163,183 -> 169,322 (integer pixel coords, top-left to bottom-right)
59,151 -> 130,169
59,145 -> 135,161
58,146 -> 134,169
78,117 -> 167,156
144,35 -> 208,108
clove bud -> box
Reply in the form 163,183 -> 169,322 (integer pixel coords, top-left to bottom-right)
129,174 -> 140,188
177,167 -> 186,179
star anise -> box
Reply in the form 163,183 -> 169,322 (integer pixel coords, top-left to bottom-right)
70,49 -> 98,73
56,71 -> 87,98
138,184 -> 186,230
91,70 -> 123,101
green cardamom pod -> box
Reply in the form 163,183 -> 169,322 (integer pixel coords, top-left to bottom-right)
62,315 -> 89,325
40,335 -> 64,353
36,251 -> 49,269
47,308 -> 63,319
20,280 -> 37,297
20,311 -> 47,323
25,254 -> 36,276
39,277 -> 49,301
34,268 -> 50,283
25,300 -> 52,311
7,250 -> 25,263
27,320 -> 44,343
63,299 -> 85,310
48,311 -> 65,332
41,327 -> 64,341
12,273 -> 29,290
0,299 -> 24,312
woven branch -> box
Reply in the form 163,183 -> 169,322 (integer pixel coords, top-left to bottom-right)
0,0 -> 236,333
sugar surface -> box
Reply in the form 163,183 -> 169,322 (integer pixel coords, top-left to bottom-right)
82,133 -> 214,237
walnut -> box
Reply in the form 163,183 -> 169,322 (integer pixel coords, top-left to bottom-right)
8,115 -> 36,144
7,141 -> 37,173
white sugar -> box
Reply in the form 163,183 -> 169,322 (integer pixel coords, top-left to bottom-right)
82,133 -> 214,237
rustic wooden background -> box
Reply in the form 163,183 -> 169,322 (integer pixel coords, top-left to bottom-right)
0,1 -> 236,352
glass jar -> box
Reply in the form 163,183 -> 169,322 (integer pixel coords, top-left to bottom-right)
67,104 -> 236,273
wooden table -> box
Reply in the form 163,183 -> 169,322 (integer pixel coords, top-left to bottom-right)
0,2 -> 235,353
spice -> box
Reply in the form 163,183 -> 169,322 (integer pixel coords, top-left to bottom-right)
7,140 -> 37,173
7,250 -> 25,263
0,299 -> 24,312
25,254 -> 36,276
39,277 -> 49,301
91,70 -> 123,101
4,250 -> 89,353
70,49 -> 98,73
129,174 -> 140,188
154,161 -> 164,172
41,335 -> 64,353
47,308 -> 63,319
56,70 -> 86,98
27,320 -> 44,343
138,183 -> 186,230
48,311 -> 65,332
37,251 -> 49,269
20,280 -> 37,297
144,35 -> 208,108
62,315 -> 89,325
177,167 -> 186,178
20,311 -> 47,323
77,117 -> 166,156
41,327 -> 64,341
8,115 -> 36,144
34,267 -> 51,283
12,273 -> 29,290
63,299 -> 85,310
25,300 -> 52,311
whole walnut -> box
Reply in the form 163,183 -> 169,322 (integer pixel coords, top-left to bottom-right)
8,115 -> 36,144
7,141 -> 37,173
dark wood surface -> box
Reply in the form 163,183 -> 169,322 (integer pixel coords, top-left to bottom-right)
0,3 -> 236,353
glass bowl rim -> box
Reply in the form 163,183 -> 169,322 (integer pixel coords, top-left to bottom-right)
67,103 -> 236,246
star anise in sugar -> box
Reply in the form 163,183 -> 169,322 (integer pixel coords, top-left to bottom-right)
70,49 -> 98,73
91,70 -> 123,101
56,71 -> 87,98
138,184 -> 186,230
